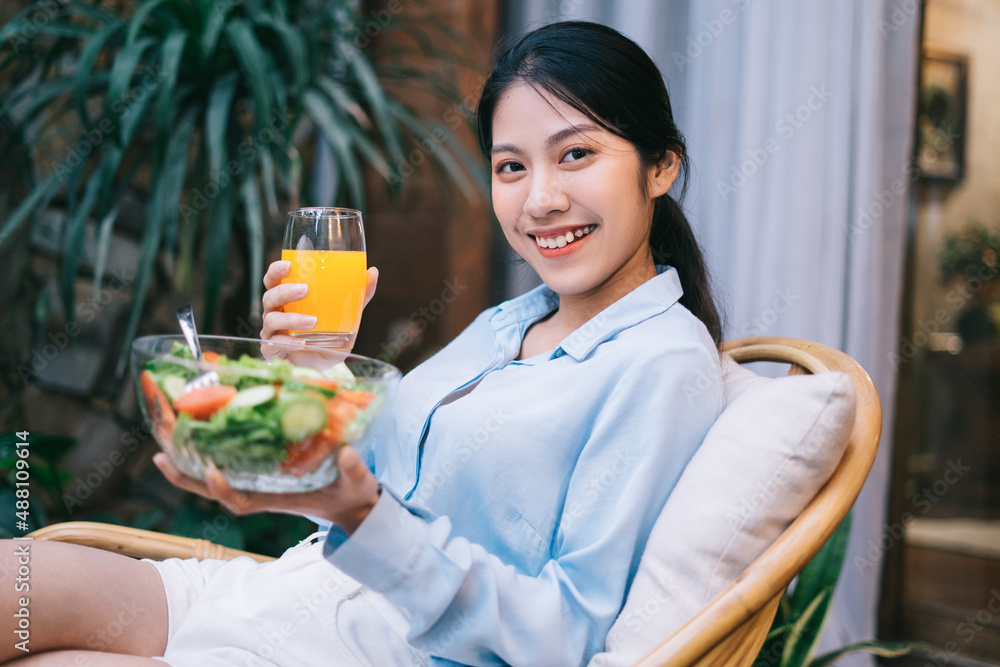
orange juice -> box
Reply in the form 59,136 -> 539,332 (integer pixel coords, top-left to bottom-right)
281,249 -> 367,343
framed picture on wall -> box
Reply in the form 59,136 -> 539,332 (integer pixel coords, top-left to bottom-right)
916,49 -> 968,181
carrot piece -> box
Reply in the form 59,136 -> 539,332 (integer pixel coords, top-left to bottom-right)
141,371 -> 176,440
202,351 -> 223,363
336,389 -> 376,410
281,433 -> 340,477
303,377 -> 340,391
173,385 -> 238,420
324,397 -> 357,443
279,395 -> 361,477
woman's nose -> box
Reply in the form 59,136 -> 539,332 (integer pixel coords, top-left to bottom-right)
523,170 -> 569,217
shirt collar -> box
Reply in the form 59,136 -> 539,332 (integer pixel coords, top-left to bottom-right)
489,265 -> 684,362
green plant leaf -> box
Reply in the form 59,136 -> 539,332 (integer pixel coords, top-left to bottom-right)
6,76 -> 81,129
129,508 -> 165,531
0,4 -> 53,46
0,432 -> 70,461
239,167 -> 265,320
103,36 -> 156,144
116,107 -> 198,376
170,502 -> 245,550
73,21 -> 123,127
64,1 -> 124,27
225,18 -> 273,132
154,30 -> 188,151
809,640 -> 930,667
60,165 -> 103,321
791,512 -> 853,618
303,88 -> 363,207
339,42 -> 405,167
119,71 -> 159,149
124,0 -> 170,45
199,0 -> 236,64
253,14 -> 308,98
202,178 -> 235,331
389,101 -> 479,201
94,144 -> 153,292
0,169 -> 63,248
205,72 -> 239,174
91,204 -> 121,294
11,21 -> 95,41
780,588 -> 833,667
259,144 -> 279,217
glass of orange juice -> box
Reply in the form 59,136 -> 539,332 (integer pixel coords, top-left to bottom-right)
281,208 -> 367,349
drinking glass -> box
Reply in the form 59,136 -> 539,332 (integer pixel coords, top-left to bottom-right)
281,207 -> 367,349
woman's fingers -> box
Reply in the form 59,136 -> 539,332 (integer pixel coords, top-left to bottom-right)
203,462 -> 259,515
262,282 -> 307,314
262,260 -> 291,290
152,453 -> 226,504
363,266 -> 379,309
261,261 -> 308,341
338,445 -> 370,485
261,311 -> 317,340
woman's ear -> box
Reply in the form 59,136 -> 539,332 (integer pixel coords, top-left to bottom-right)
649,151 -> 682,198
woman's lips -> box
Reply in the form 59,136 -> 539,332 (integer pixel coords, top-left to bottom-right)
529,224 -> 596,258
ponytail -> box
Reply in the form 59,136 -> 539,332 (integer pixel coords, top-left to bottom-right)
650,195 -> 724,346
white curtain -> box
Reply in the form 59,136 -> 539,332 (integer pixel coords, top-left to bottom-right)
503,0 -> 920,661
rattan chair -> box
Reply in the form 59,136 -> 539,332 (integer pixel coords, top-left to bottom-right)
29,336 -> 881,667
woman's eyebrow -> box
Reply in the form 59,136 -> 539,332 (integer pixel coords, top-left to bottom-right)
491,123 -> 601,156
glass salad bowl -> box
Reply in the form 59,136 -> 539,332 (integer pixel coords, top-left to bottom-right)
132,335 -> 400,492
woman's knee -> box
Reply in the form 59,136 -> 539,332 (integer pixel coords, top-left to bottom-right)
0,540 -> 168,661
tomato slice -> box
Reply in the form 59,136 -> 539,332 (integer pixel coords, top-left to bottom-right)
173,385 -> 238,420
202,351 -> 223,364
141,371 -> 176,440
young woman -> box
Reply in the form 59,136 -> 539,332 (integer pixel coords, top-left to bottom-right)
1,21 -> 725,667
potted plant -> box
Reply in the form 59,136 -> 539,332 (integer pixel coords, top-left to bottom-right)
753,514 -> 928,666
0,0 -> 481,371
939,222 -> 1000,345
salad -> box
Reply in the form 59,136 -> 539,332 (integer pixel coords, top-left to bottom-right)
140,342 -> 378,478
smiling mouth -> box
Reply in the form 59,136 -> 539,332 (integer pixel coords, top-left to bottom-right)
530,224 -> 596,249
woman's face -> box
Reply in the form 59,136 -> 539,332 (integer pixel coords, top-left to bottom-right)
490,82 -> 679,299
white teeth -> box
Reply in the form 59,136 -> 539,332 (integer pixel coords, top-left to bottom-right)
534,225 -> 595,249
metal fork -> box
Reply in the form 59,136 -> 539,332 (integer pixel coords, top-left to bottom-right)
176,304 -> 220,392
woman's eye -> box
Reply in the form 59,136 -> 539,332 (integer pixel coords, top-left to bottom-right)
563,147 -> 592,163
496,161 -> 525,175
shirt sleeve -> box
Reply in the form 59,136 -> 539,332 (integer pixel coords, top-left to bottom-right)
323,342 -> 725,666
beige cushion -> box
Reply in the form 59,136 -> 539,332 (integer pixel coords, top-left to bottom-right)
589,356 -> 856,667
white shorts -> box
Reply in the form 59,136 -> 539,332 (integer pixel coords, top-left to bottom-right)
145,534 -> 430,667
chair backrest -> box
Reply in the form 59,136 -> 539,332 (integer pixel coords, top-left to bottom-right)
632,336 -> 881,667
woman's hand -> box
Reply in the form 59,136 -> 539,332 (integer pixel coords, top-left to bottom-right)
152,445 -> 380,535
260,261 -> 379,343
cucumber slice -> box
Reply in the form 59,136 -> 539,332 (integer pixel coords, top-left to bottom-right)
279,396 -> 327,441
228,385 -> 276,409
323,362 -> 355,383
291,366 -> 324,380
161,375 -> 188,403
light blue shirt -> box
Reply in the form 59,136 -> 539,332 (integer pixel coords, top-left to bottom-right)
324,266 -> 725,666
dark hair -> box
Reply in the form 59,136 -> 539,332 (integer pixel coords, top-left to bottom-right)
475,21 -> 725,346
